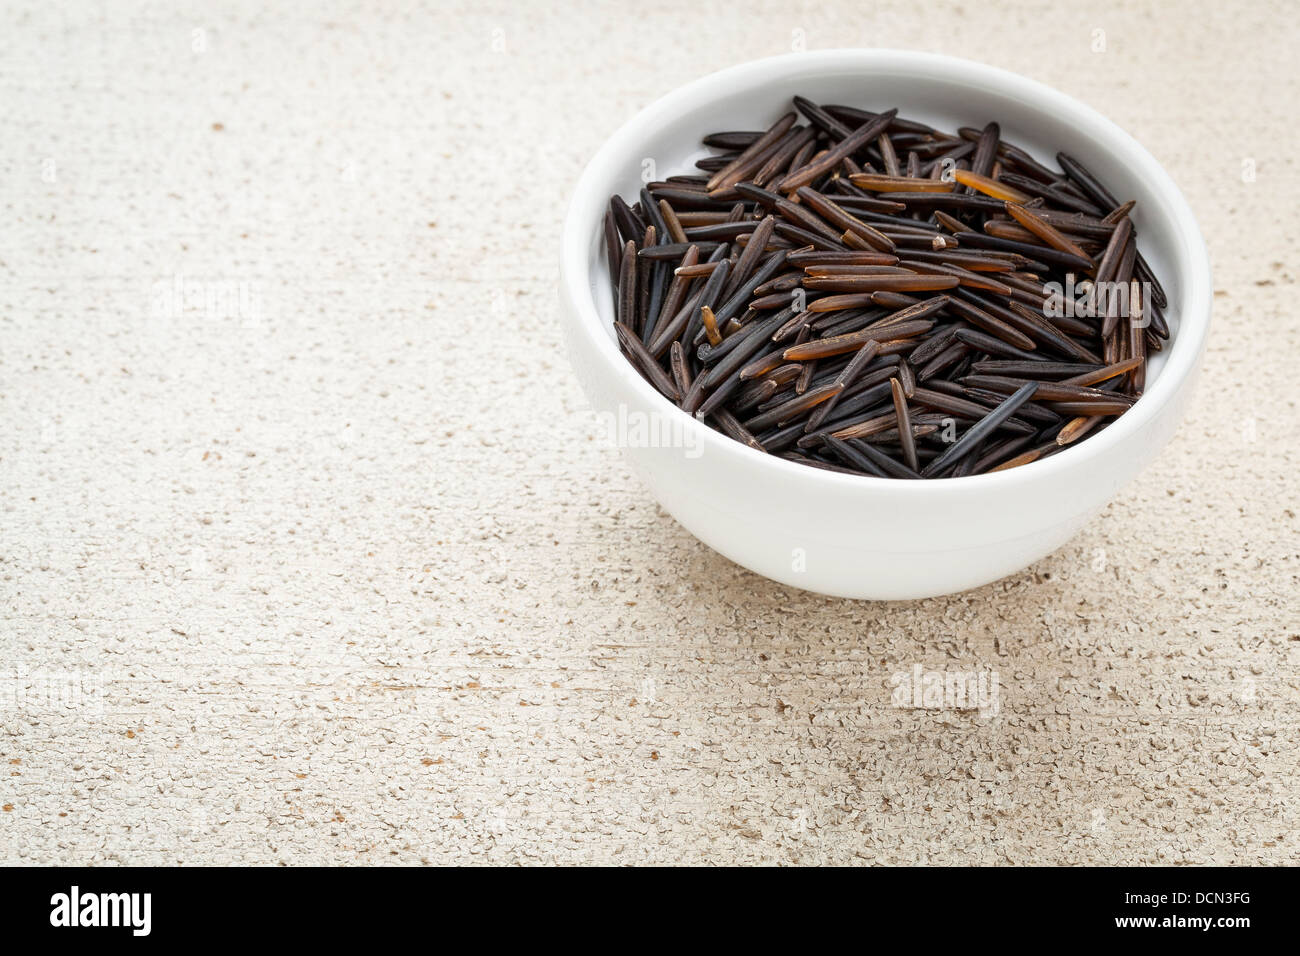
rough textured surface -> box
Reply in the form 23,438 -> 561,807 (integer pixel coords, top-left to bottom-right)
1,0 -> 1296,865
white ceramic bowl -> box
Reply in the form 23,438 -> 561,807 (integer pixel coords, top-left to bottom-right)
558,50 -> 1210,600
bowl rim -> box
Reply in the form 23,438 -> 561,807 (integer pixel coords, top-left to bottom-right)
559,48 -> 1211,495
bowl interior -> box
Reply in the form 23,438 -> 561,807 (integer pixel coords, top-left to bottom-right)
576,52 -> 1202,402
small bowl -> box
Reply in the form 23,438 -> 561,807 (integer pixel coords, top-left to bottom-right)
558,50 -> 1210,600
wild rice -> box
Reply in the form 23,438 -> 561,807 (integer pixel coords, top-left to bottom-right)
603,96 -> 1169,477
